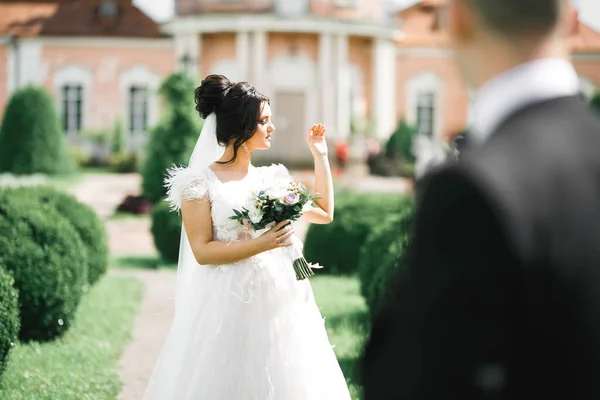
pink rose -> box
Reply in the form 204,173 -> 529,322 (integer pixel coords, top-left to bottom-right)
282,191 -> 300,205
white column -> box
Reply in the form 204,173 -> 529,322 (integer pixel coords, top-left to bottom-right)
7,39 -> 17,95
250,30 -> 267,89
7,38 -> 43,94
372,37 -> 397,139
18,40 -> 43,87
335,34 -> 350,139
174,33 -> 199,76
318,33 -> 334,128
236,31 -> 250,82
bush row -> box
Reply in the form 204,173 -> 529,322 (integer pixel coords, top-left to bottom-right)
303,192 -> 415,315
0,185 -> 108,379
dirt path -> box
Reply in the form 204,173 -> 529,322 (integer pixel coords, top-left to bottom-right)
112,268 -> 175,400
69,173 -> 174,399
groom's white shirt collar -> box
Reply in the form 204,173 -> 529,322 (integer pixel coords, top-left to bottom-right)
470,58 -> 580,144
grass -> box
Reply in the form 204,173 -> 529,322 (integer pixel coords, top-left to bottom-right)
312,275 -> 369,400
111,255 -> 177,270
109,212 -> 149,221
0,274 -> 145,400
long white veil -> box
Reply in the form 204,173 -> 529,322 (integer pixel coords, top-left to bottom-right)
174,112 -> 224,311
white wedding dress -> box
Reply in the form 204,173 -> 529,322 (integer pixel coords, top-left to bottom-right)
144,163 -> 351,400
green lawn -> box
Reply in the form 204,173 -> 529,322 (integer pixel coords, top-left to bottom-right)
0,274 -> 144,400
312,275 -> 369,399
111,255 -> 177,270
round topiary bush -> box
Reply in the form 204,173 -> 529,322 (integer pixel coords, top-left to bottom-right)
0,190 -> 88,342
303,192 -> 410,275
0,85 -> 74,175
358,197 -> 414,314
0,267 -> 20,378
9,186 -> 108,285
151,201 -> 182,262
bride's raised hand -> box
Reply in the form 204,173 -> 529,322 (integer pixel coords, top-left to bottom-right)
307,123 -> 327,157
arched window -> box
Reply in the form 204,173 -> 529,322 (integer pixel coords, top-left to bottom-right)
53,65 -> 92,135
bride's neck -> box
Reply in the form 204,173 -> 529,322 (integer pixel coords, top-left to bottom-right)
219,145 -> 252,170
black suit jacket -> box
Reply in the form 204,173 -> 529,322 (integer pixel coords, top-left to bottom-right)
360,96 -> 600,399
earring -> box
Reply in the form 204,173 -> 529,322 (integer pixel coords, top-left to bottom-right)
242,142 -> 249,153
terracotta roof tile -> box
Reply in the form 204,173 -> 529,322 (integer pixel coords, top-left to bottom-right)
0,0 -> 164,38
570,21 -> 600,52
396,0 -> 600,53
0,1 -> 59,36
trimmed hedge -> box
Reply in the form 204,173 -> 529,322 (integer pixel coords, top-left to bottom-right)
151,201 -> 182,262
0,190 -> 88,341
0,85 -> 74,175
358,197 -> 415,314
8,186 -> 108,285
0,267 -> 20,378
303,193 -> 410,275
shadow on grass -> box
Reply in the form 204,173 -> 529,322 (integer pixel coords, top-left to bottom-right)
112,255 -> 177,270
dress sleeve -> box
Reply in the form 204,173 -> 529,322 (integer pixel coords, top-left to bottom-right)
164,166 -> 209,211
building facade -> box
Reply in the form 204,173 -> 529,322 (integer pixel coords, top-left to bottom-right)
0,0 -> 598,161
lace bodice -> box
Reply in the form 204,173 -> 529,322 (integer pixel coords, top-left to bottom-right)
165,164 -> 290,242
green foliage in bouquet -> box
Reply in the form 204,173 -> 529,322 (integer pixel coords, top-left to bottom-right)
229,182 -> 317,231
0,86 -> 74,175
229,178 -> 319,280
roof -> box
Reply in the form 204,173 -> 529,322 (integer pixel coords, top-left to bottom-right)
571,21 -> 600,52
0,0 -> 164,38
394,0 -> 449,47
395,0 -> 600,52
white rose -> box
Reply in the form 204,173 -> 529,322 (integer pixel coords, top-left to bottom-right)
266,185 -> 287,200
271,164 -> 290,181
248,207 -> 263,224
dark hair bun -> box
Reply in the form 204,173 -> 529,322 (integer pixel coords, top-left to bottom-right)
195,74 -> 232,118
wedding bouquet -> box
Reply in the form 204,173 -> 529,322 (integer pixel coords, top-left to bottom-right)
229,166 -> 319,280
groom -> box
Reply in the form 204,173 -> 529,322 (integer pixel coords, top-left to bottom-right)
361,0 -> 600,399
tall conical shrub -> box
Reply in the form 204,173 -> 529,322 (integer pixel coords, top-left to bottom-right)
385,118 -> 419,163
141,73 -> 201,203
0,85 -> 74,175
591,91 -> 600,114
111,118 -> 126,154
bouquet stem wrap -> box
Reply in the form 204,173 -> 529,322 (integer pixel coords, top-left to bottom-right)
287,235 -> 314,280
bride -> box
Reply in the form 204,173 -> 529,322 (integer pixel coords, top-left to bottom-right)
143,74 -> 351,399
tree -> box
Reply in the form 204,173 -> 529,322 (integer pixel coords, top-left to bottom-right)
0,85 -> 74,175
141,73 -> 201,203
